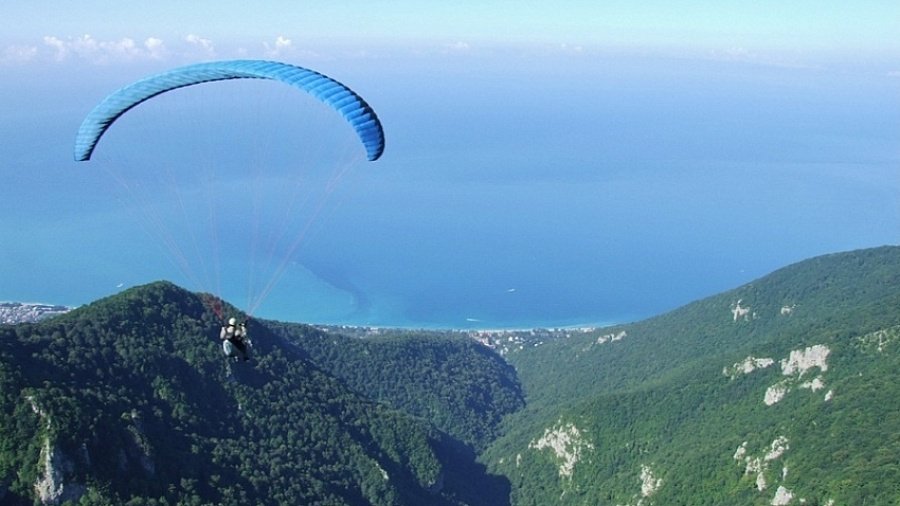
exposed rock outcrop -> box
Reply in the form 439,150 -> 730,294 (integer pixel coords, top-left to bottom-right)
529,420 -> 594,478
35,438 -> 87,505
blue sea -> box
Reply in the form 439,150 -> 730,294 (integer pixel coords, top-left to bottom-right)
2,54 -> 898,329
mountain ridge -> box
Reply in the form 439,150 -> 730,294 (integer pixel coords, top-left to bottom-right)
1,245 -> 898,505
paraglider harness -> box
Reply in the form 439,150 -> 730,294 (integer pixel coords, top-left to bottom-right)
220,317 -> 251,362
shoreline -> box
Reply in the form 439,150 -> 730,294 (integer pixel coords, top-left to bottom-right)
2,299 -> 623,334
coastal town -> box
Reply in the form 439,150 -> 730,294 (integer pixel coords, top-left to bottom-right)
0,302 -> 71,324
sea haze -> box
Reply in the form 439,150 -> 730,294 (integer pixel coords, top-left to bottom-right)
1,55 -> 898,329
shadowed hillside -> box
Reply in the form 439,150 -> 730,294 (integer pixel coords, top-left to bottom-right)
0,282 -> 513,506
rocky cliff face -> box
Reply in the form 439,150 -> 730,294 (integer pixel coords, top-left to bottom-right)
35,439 -> 87,505
28,396 -> 88,505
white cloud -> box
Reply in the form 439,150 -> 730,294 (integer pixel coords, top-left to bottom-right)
275,36 -> 292,51
438,41 -> 472,56
265,36 -> 328,61
35,34 -> 169,64
5,32 -> 372,66
43,36 -> 69,61
81,36 -> 143,62
446,41 -> 470,52
264,36 -> 293,57
185,34 -> 215,57
145,37 -> 166,60
2,44 -> 39,62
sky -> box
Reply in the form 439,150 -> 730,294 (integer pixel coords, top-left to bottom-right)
3,1 -> 899,64
1,1 -> 898,328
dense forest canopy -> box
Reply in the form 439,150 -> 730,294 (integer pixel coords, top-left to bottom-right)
0,282 -> 514,505
1,245 -> 899,505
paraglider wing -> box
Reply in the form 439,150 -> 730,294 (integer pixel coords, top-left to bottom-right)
74,59 -> 385,162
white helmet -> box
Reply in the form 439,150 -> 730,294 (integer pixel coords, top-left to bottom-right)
228,317 -> 236,325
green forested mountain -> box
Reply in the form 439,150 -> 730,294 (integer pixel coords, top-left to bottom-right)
0,282 -> 514,506
483,245 -> 900,505
266,323 -> 524,452
1,246 -> 899,505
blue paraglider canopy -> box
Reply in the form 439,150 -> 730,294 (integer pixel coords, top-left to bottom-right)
74,59 -> 385,162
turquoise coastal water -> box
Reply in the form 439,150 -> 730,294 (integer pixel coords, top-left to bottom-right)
1,57 -> 898,328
